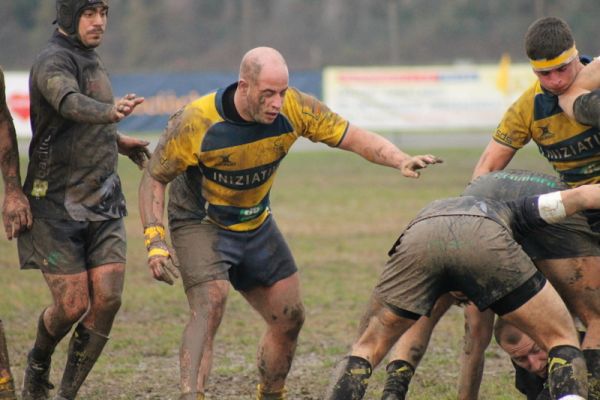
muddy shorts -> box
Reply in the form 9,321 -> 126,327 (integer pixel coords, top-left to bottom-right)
170,215 -> 297,291
374,215 -> 542,318
18,217 -> 126,274
518,213 -> 600,260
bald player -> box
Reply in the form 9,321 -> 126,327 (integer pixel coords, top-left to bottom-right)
138,46 -> 442,400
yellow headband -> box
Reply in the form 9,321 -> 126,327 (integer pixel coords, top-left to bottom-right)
530,45 -> 578,71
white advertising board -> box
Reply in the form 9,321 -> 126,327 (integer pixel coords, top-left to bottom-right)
5,71 -> 31,137
323,63 -> 536,132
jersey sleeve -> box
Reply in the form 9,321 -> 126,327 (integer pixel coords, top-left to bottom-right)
33,52 -> 80,113
284,88 -> 349,147
493,87 -> 535,150
148,103 -> 204,183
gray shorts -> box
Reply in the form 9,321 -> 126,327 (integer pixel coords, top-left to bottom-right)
18,218 -> 126,274
170,215 -> 297,291
374,215 -> 539,316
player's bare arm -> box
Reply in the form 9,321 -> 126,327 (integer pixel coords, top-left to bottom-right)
0,70 -> 32,240
560,58 -> 600,119
472,140 -> 517,180
457,306 -> 495,400
138,169 -> 179,285
338,124 -> 442,178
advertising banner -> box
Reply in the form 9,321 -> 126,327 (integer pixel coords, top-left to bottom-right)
323,62 -> 536,131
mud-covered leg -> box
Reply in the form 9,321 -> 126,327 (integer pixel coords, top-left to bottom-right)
180,280 -> 228,398
502,281 -> 588,400
241,273 -> 304,399
327,356 -> 373,400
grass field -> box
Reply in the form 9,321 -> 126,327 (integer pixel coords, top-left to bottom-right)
0,141 -> 555,399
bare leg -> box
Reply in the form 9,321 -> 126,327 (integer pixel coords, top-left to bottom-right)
502,281 -> 587,399
241,272 -> 305,397
180,280 -> 229,396
537,257 -> 600,399
23,271 -> 90,400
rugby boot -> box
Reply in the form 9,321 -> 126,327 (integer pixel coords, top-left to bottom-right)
179,392 -> 205,400
22,352 -> 54,400
256,384 -> 287,400
55,324 -> 108,400
0,376 -> 16,400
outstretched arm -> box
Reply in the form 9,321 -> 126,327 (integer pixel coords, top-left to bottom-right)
338,124 -> 442,178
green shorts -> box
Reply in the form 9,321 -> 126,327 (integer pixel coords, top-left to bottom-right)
374,215 -> 540,317
18,218 -> 126,274
170,215 -> 297,291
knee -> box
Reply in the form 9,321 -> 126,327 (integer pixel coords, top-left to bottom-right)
281,303 -> 305,339
55,300 -> 88,324
95,292 -> 123,317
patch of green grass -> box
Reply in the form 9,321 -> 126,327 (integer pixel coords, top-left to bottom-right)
0,143 -> 554,398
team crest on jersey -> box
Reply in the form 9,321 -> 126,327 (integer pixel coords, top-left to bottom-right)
539,125 -> 554,140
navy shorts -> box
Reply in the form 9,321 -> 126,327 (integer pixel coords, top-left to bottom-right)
170,215 -> 297,291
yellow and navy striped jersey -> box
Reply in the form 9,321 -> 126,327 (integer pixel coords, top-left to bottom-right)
493,79 -> 600,187
149,83 -> 349,231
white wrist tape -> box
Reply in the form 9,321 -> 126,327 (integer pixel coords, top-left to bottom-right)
538,191 -> 567,223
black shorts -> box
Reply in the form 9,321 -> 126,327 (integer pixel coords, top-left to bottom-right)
374,215 -> 541,317
17,218 -> 126,274
170,215 -> 297,291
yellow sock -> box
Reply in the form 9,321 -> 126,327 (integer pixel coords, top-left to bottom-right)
256,384 -> 287,400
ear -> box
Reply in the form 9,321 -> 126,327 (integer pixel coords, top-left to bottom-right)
238,79 -> 249,94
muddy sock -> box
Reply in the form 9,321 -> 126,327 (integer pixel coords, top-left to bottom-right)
0,320 -> 15,399
548,345 -> 588,400
30,310 -> 69,363
256,384 -> 287,400
56,324 -> 109,399
0,320 -> 13,379
381,359 -> 415,400
326,355 -> 373,400
584,349 -> 600,400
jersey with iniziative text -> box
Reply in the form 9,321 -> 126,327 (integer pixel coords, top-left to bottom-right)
148,83 -> 349,232
492,57 -> 600,187
24,30 -> 125,221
